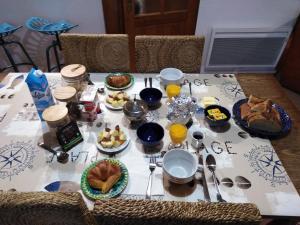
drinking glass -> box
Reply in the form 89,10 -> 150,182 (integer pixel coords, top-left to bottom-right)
168,123 -> 187,149
166,84 -> 181,100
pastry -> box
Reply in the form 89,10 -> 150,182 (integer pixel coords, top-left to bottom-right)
240,95 -> 282,132
247,95 -> 265,107
106,91 -> 130,108
240,103 -> 251,120
248,113 -> 281,132
87,160 -> 121,193
98,125 -> 127,148
107,75 -> 130,88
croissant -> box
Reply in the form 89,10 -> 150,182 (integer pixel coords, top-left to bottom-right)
108,75 -> 130,88
87,161 -> 121,193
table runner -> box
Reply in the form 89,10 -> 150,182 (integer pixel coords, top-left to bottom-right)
0,72 -> 299,217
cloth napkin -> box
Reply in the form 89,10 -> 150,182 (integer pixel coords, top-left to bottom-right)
121,155 -> 165,197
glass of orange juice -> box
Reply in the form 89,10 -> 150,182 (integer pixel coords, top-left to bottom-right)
168,123 -> 187,149
166,84 -> 181,100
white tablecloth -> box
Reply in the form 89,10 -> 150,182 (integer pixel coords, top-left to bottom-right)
0,72 -> 299,216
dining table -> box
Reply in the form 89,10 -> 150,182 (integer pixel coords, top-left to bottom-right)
0,72 -> 300,219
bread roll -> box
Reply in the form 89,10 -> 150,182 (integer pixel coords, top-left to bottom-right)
87,161 -> 122,193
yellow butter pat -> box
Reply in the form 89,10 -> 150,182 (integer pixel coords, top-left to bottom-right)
214,113 -> 227,120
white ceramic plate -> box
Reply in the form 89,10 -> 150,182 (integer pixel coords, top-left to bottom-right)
104,101 -> 125,111
95,130 -> 130,155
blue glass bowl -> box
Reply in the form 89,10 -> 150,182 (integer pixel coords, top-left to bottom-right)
139,88 -> 162,107
137,122 -> 164,146
204,105 -> 231,127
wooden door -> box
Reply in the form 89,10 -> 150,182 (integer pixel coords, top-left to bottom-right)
102,0 -> 200,71
277,15 -> 300,93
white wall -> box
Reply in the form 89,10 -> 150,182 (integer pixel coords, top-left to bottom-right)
196,0 -> 300,72
1,0 -> 300,72
0,0 -> 106,70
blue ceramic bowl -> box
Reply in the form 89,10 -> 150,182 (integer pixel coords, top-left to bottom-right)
137,122 -> 164,146
139,88 -> 162,107
204,105 -> 231,127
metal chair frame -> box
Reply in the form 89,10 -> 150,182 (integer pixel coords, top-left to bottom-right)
0,26 -> 36,72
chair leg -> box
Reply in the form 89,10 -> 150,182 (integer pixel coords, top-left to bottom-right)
53,44 -> 61,71
11,41 -> 37,69
46,43 -> 53,72
1,45 -> 19,72
46,41 -> 62,72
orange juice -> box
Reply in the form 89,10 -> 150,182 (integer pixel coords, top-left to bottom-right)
169,123 -> 187,144
166,84 -> 181,99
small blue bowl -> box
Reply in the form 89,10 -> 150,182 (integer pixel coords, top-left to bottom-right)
204,105 -> 231,127
137,122 -> 164,146
139,88 -> 162,107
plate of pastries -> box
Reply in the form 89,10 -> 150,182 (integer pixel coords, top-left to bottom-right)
96,125 -> 130,155
105,91 -> 130,110
232,95 -> 292,138
81,159 -> 128,200
105,73 -> 134,90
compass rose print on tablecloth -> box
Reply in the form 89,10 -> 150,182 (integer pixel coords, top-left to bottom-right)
220,81 -> 244,100
0,141 -> 37,181
244,145 -> 290,187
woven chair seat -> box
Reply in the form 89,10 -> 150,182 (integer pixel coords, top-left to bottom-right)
93,199 -> 261,225
0,192 -> 96,225
60,33 -> 130,73
135,35 -> 205,73
0,23 -> 22,38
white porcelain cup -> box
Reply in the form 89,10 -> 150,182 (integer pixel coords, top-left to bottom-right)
158,68 -> 184,86
162,149 -> 197,184
191,131 -> 204,149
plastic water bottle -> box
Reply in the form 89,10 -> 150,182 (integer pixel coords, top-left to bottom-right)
25,68 -> 55,120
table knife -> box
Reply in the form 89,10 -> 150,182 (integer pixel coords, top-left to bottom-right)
199,153 -> 211,202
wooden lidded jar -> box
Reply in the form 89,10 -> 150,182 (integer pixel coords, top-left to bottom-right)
42,105 -> 70,129
60,64 -> 88,92
53,86 -> 77,103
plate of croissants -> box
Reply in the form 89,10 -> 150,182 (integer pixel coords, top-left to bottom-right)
81,159 -> 128,200
105,73 -> 134,90
232,95 -> 292,138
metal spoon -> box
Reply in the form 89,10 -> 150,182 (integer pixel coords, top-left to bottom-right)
144,77 -> 147,87
38,142 -> 69,164
206,154 -> 226,202
149,77 -> 152,88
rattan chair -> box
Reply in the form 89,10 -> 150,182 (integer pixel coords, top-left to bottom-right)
135,35 -> 205,73
60,34 -> 130,73
0,192 -> 96,225
93,199 -> 261,225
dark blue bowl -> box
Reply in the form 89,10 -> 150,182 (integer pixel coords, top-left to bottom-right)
204,105 -> 231,127
232,98 -> 291,139
139,88 -> 162,107
137,122 -> 164,146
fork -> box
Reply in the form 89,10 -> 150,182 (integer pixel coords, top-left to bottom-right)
146,156 -> 156,200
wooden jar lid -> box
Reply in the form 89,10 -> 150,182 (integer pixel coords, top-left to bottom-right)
42,105 -> 69,127
53,86 -> 77,102
61,64 -> 86,79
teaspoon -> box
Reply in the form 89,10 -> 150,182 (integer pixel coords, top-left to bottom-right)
206,154 -> 226,202
38,142 -> 69,164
